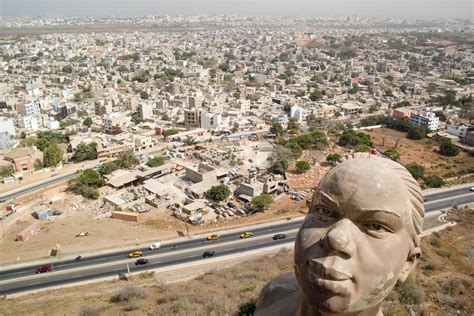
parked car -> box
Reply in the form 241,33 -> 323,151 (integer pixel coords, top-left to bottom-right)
227,202 -> 237,209
202,250 -> 216,258
240,231 -> 253,239
128,251 -> 143,258
207,234 -> 222,241
135,258 -> 149,266
149,241 -> 161,250
35,264 -> 52,274
273,233 -> 287,240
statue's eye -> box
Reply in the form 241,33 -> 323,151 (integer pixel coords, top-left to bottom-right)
363,222 -> 392,234
315,207 -> 339,222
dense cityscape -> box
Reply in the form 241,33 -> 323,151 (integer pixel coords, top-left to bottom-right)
0,9 -> 473,316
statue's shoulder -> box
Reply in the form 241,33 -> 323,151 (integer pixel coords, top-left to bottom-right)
255,272 -> 301,316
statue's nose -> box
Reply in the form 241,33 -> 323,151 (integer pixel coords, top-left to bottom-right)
323,219 -> 355,259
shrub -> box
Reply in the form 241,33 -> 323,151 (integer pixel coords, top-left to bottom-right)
407,126 -> 428,140
439,141 -> 460,157
111,284 -> 147,304
384,149 -> 401,160
239,300 -> 256,316
295,160 -> 311,173
424,175 -> 444,188
405,163 -> 425,180
326,153 -> 342,163
442,278 -> 461,296
146,156 -> 166,168
394,276 -> 425,305
77,306 -> 100,316
354,144 -> 371,153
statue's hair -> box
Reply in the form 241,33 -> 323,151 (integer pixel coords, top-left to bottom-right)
342,153 -> 425,246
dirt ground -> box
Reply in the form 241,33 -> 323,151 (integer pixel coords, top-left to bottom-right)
1,207 -> 471,316
363,128 -> 474,177
0,183 -> 309,265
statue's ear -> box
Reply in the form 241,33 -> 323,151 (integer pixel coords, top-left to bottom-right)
398,247 -> 421,283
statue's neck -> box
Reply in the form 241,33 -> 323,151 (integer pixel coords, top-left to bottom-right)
299,299 -> 383,316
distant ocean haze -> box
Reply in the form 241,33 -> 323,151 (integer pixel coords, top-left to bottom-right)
1,0 -> 472,19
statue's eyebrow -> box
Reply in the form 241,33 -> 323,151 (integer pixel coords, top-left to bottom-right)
360,209 -> 402,218
317,191 -> 340,209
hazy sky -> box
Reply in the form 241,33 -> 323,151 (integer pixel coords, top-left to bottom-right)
1,0 -> 472,19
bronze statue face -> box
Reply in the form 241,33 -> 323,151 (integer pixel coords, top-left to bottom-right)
294,158 -> 421,314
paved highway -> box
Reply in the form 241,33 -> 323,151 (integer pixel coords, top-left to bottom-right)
0,185 -> 472,296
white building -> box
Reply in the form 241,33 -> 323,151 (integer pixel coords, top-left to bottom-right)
45,118 -> 60,130
290,106 -> 307,122
447,125 -> 470,139
410,112 -> 439,131
200,112 -> 222,130
0,118 -> 15,137
103,113 -> 129,134
17,102 -> 41,116
137,103 -> 154,121
19,116 -> 39,131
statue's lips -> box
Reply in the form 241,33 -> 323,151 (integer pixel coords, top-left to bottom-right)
307,260 -> 352,281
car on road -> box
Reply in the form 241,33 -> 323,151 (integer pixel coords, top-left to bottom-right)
240,231 -> 253,239
128,251 -> 143,258
50,173 -> 58,177
202,250 -> 216,258
135,258 -> 149,266
207,234 -> 222,241
149,241 -> 161,250
35,264 -> 52,274
470,187 -> 474,192
273,233 -> 287,240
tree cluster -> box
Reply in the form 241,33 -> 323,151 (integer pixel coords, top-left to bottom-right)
69,169 -> 105,199
207,184 -> 231,202
251,195 -> 274,212
73,142 -> 98,162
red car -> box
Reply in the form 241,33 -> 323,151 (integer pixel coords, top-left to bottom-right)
35,264 -> 52,274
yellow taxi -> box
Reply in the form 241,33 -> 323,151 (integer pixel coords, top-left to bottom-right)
239,231 -> 253,239
128,251 -> 143,258
207,234 -> 222,241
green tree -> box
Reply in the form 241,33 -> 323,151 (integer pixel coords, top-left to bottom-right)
309,89 -> 323,101
43,143 -> 64,167
384,149 -> 401,160
287,118 -> 300,135
251,195 -> 274,212
296,160 -> 311,173
424,175 -> 444,188
140,91 -> 149,100
407,126 -> 428,140
98,161 -> 119,176
0,165 -> 15,177
62,65 -> 73,73
116,151 -> 140,169
33,158 -> 44,170
338,130 -> 373,147
69,169 -> 105,199
207,184 -> 231,202
183,137 -> 196,146
270,122 -> 284,137
164,129 -> 178,137
146,156 -> 166,168
326,153 -> 342,164
439,141 -> 460,157
83,117 -> 93,128
73,142 -> 97,161
354,144 -> 371,152
406,163 -> 425,180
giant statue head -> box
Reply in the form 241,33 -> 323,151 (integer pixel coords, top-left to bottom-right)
294,154 -> 424,315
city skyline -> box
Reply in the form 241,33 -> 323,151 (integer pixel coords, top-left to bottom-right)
1,0 -> 472,19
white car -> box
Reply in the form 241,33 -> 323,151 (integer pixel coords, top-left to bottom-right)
470,187 -> 474,192
149,241 -> 161,250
